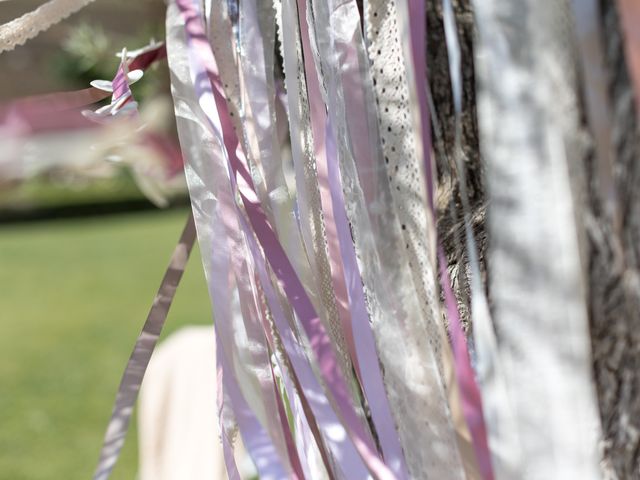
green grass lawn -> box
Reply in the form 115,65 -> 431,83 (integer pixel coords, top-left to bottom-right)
0,209 -> 212,479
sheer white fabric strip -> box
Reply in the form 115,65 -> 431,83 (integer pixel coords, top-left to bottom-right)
166,5 -> 292,475
305,2 -> 413,478
237,0 -> 323,352
0,0 -> 97,53
361,0 -> 466,478
363,0 -> 449,384
472,0 -> 603,478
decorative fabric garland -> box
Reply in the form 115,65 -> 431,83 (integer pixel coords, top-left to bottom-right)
2,1 -> 630,479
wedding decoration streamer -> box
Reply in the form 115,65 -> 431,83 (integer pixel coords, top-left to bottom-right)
175,1 -> 395,477
93,212 -> 196,480
5,0 -> 636,478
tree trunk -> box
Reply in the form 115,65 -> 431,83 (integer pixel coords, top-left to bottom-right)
428,1 -> 640,477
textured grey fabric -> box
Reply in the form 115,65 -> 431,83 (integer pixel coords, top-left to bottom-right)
472,0 -> 603,478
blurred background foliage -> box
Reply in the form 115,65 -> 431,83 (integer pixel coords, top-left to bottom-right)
53,21 -> 167,103
0,0 -> 178,214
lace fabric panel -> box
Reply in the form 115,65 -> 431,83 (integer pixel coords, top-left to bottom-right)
472,0 -> 603,478
305,0 -> 465,477
0,0 -> 96,53
364,0 -> 448,383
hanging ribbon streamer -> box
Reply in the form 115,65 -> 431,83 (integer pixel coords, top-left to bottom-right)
176,0 -> 397,477
84,43 -> 191,476
616,0 -> 640,117
391,0 -> 495,476
217,330 -> 289,480
236,0 -> 309,288
93,212 -> 196,480
234,3 -> 337,473
268,360 -> 306,480
438,1 -> 502,478
437,245 -> 494,480
166,6 -> 296,476
277,0 -> 359,400
172,0 -> 334,473
303,0 -> 411,476
325,117 -> 409,480
0,42 -> 166,132
179,8 -> 378,478
361,0 -> 469,477
294,0 -> 361,385
215,330 -> 245,480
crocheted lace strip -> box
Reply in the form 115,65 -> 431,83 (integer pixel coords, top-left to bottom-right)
0,0 -> 97,53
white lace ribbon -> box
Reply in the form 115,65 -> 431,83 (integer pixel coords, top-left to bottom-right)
0,0 -> 97,53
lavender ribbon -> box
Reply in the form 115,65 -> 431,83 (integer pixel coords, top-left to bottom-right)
402,0 -> 495,477
93,213 -> 196,480
176,0 -> 397,477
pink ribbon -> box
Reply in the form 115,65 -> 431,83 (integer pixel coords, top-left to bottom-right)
406,0 -> 494,477
0,43 -> 165,133
438,248 -> 494,480
293,0 -> 361,383
93,213 -> 196,480
176,0 -> 397,477
325,118 -> 409,479
616,0 -> 640,117
296,2 -> 410,476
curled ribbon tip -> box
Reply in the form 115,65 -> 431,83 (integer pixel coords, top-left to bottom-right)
82,49 -> 142,122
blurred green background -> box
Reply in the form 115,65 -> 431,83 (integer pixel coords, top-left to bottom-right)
0,209 -> 211,479
0,2 -> 212,478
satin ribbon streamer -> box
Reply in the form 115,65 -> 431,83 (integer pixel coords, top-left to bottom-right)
93,212 -> 196,480
176,0 -> 398,477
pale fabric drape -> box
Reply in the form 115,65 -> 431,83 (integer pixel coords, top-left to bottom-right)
138,327 -> 254,480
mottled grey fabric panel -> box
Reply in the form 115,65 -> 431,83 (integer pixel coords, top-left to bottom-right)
472,0 -> 603,478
